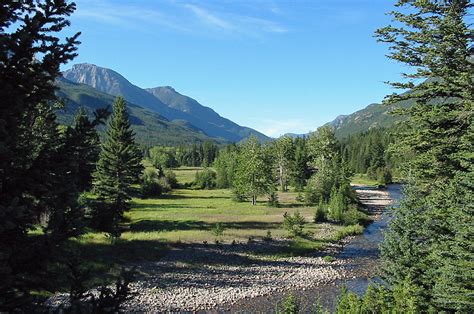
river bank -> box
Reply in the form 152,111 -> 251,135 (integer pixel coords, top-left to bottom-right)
46,185 -> 399,312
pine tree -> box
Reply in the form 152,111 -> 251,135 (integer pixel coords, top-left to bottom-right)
374,0 -> 473,311
92,97 -> 143,236
292,137 -> 309,191
0,0 -> 81,309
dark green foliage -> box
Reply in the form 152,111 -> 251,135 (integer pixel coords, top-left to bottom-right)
283,211 -> 306,237
314,200 -> 327,223
214,145 -> 239,188
328,186 -> 345,223
149,146 -> 178,170
292,137 -> 310,192
339,127 -> 398,180
70,107 -> 110,192
92,97 -> 143,235
66,263 -> 136,314
267,190 -> 280,207
211,223 -> 225,238
336,281 -> 422,313
141,168 -> 165,197
163,169 -> 178,189
355,0 -> 474,312
193,168 -> 217,189
0,1 -> 81,309
279,293 -> 300,314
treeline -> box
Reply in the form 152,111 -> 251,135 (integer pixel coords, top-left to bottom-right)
211,128 -> 365,225
339,127 -> 398,184
144,141 -> 219,169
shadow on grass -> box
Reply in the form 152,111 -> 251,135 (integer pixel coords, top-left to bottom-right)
132,202 -> 209,210
129,219 -> 282,232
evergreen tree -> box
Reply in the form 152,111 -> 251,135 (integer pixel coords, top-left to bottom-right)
372,0 -> 473,311
0,0 -> 80,309
291,137 -> 310,191
92,97 -> 143,236
70,107 -> 110,191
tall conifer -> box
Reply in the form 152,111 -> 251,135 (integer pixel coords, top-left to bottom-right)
93,97 -> 143,236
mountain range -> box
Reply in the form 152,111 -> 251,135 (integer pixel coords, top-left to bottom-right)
59,63 -> 270,145
57,63 -> 413,146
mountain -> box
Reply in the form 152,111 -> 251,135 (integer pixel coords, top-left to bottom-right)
56,77 -> 220,146
146,86 -> 270,143
326,100 -> 412,138
63,63 -> 270,143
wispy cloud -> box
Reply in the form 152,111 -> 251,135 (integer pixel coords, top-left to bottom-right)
73,0 -> 288,38
184,4 -> 233,30
182,3 -> 288,36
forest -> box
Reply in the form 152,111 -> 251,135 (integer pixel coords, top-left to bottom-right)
1,0 -> 472,313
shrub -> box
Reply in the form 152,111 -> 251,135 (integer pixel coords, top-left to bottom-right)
334,224 -> 364,241
376,167 -> 393,185
314,200 -> 327,223
211,223 -> 225,238
323,255 -> 335,263
278,293 -> 300,314
341,206 -> 369,226
263,230 -> 273,241
268,191 -> 279,207
163,169 -> 178,188
193,168 -> 216,189
328,186 -> 345,223
283,211 -> 306,237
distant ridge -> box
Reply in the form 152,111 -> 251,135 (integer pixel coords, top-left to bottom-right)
63,63 -> 270,143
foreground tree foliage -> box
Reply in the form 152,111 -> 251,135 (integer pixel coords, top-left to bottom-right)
0,0 -> 82,309
92,96 -> 143,237
343,0 -> 473,312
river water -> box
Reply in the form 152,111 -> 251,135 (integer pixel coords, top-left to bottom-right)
227,184 -> 403,313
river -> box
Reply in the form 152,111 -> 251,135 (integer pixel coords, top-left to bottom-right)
226,184 -> 403,313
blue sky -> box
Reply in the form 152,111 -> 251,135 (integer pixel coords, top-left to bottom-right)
64,0 -> 405,137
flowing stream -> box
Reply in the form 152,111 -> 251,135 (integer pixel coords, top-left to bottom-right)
225,184 -> 403,313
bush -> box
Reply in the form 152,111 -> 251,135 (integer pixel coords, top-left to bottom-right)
277,293 -> 300,314
193,168 -> 216,189
334,224 -> 364,241
323,255 -> 335,263
314,200 -> 327,223
341,205 -> 369,226
283,211 -> 306,237
211,223 -> 225,238
376,167 -> 393,185
163,169 -> 178,188
263,230 -> 273,241
268,191 -> 279,207
141,168 -> 171,197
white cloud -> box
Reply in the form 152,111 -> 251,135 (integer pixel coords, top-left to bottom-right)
73,0 -> 288,38
184,4 -> 233,30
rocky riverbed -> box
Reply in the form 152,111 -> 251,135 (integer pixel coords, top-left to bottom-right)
47,186 -> 396,312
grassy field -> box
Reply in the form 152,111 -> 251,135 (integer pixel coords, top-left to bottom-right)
172,166 -> 203,185
76,167 -> 365,249
42,167 -> 367,294
351,173 -> 380,186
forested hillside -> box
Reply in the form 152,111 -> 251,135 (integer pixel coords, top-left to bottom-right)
63,63 -> 270,143
56,78 -> 220,146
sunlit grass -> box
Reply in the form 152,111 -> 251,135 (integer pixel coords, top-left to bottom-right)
351,174 -> 379,186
